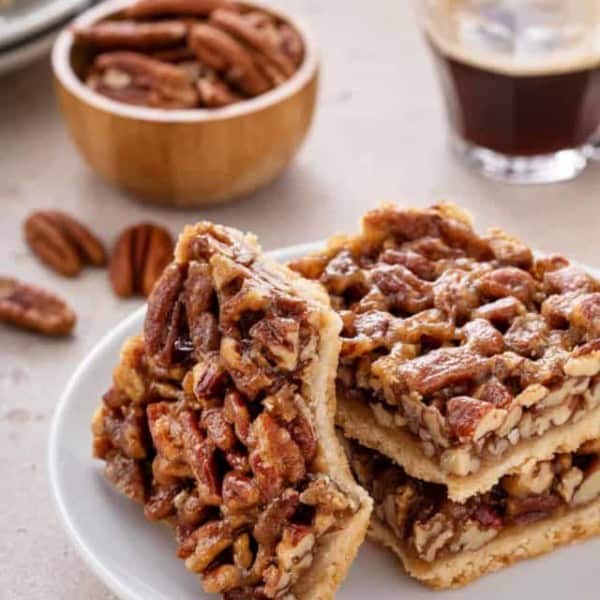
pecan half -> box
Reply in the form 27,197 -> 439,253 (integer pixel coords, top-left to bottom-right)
73,21 -> 187,50
210,9 -> 295,78
0,277 -> 76,336
87,52 -> 198,108
109,223 -> 174,297
126,0 -> 236,19
197,75 -> 241,107
188,24 -> 271,96
24,210 -> 106,277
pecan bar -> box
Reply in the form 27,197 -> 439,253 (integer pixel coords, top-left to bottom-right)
345,437 -> 600,588
290,203 -> 600,501
91,222 -> 371,599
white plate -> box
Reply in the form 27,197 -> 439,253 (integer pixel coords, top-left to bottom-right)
0,0 -> 90,50
0,22 -> 58,76
48,241 -> 600,600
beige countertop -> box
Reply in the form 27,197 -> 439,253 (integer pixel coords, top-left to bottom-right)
1,1 -> 600,598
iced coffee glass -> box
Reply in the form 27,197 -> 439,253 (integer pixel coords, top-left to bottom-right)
418,0 -> 600,183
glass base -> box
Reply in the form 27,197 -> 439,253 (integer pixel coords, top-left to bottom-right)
452,137 -> 588,184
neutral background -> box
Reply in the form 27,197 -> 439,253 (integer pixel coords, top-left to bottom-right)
1,0 -> 600,598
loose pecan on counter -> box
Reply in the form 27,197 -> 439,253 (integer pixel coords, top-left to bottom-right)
24,210 -> 106,277
109,223 -> 174,297
0,277 -> 76,335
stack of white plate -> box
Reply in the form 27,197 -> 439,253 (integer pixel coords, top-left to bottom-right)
0,0 -> 93,76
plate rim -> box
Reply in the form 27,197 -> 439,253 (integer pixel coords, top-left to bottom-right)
0,0 -> 90,50
47,240 -> 600,600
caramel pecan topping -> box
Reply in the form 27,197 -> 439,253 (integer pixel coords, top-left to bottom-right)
291,203 -> 600,465
94,222 -> 360,599
0,277 -> 76,336
24,210 -> 106,277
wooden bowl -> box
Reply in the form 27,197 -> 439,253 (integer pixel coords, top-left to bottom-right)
52,0 -> 318,207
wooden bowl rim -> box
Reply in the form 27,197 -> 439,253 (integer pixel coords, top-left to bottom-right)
52,0 -> 318,123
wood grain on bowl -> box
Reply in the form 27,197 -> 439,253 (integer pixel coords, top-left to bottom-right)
52,0 -> 318,207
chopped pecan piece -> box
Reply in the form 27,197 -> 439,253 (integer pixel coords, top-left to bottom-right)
504,314 -> 548,358
572,458 -> 600,506
144,483 -> 179,520
100,404 -> 148,459
147,402 -> 184,462
570,293 -> 600,339
478,267 -> 536,305
184,261 -> 219,356
370,263 -> 433,313
184,520 -> 233,572
485,228 -> 533,269
433,268 -> 481,321
472,296 -> 526,325
380,248 -> 436,280
104,451 -> 145,503
475,379 -> 513,409
179,409 -> 221,504
461,318 -> 504,356
253,489 -> 300,545
249,414 -> 305,501
446,396 -> 505,443
505,493 -> 561,524
222,471 -> 261,513
249,316 -> 300,371
532,254 -> 570,280
203,407 -> 237,451
223,390 -> 251,445
544,265 -> 596,295
396,347 -> 491,396
321,249 -> 364,295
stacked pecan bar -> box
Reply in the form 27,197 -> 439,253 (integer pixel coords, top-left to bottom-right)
290,203 -> 600,587
92,223 -> 371,599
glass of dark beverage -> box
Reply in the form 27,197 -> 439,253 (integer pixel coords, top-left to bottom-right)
418,0 -> 600,183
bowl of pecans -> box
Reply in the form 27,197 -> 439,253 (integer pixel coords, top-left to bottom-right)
52,0 -> 318,207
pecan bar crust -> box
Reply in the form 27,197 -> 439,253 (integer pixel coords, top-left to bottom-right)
290,203 -> 600,501
346,437 -> 600,588
92,223 -> 371,600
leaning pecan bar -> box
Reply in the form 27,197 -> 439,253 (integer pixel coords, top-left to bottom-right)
92,223 -> 371,599
290,203 -> 600,501
345,437 -> 600,588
